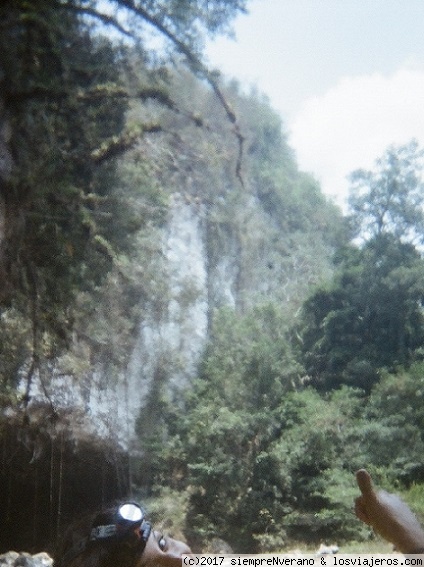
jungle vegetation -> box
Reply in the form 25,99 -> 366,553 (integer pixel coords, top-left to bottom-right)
1,0 -> 424,555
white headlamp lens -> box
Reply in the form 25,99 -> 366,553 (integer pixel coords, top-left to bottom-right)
119,503 -> 143,523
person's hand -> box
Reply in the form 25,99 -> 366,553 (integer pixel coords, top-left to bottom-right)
355,469 -> 424,554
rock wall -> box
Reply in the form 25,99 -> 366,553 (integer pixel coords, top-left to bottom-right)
23,192 -> 214,447
23,184 -> 332,447
0,85 -> 13,300
128,192 -> 208,398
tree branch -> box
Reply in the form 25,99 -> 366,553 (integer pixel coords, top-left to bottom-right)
99,0 -> 246,187
62,4 -> 135,38
90,124 -> 162,164
10,0 -> 246,185
6,84 -> 176,107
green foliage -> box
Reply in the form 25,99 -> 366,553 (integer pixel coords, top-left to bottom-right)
268,381 -> 424,545
142,0 -> 248,40
137,305 -> 302,551
1,0 -> 135,391
145,353 -> 424,550
311,469 -> 370,542
7,1 -> 424,556
130,108 -> 424,556
141,312 -> 403,550
299,233 -> 424,391
0,0 -> 249,395
143,486 -> 190,542
402,483 -> 424,521
348,140 -> 424,244
363,364 -> 424,484
297,142 -> 424,393
202,305 -> 303,410
0,307 -> 32,395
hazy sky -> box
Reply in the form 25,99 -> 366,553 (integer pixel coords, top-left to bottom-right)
205,0 -> 424,209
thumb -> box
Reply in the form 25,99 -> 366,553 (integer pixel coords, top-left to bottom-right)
356,469 -> 376,498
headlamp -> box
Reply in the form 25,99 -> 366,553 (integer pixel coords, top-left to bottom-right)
120,503 -> 144,523
90,502 -> 145,541
61,502 -> 152,567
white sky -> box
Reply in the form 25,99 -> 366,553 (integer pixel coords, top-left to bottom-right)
205,0 -> 424,210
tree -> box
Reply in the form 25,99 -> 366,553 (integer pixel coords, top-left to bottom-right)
1,1 -> 132,396
0,0 -> 249,398
298,142 -> 424,392
299,234 -> 424,392
136,304 -> 303,551
348,140 -> 424,245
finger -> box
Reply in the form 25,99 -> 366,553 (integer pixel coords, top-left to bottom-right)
356,469 -> 375,498
354,497 -> 371,525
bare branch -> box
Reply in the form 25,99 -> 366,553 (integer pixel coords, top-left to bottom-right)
62,4 -> 135,38
90,124 -> 162,164
116,0 -> 246,186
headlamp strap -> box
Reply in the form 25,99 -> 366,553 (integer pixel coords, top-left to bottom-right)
90,525 -> 118,541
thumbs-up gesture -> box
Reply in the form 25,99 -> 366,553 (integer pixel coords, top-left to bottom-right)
355,469 -> 424,554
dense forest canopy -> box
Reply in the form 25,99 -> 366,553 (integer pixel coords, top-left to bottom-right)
1,0 -> 424,557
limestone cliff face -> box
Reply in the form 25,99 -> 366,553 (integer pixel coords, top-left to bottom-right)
120,192 -> 210,439
26,192 -> 216,445
25,182 -> 334,447
89,191 -> 245,445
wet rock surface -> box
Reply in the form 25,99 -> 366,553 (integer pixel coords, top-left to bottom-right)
0,552 -> 53,567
